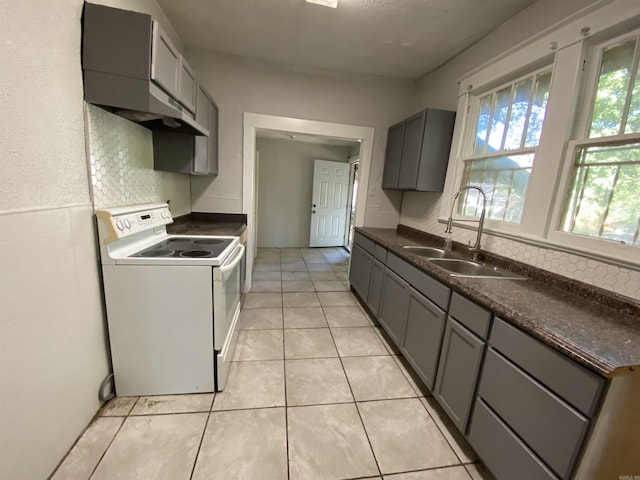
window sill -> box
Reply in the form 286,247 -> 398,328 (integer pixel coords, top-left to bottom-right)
436,217 -> 640,271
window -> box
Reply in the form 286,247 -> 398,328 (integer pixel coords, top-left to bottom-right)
440,1 -> 638,266
561,32 -> 640,246
459,69 -> 552,224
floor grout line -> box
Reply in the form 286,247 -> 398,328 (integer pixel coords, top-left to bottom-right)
63,248 -> 477,480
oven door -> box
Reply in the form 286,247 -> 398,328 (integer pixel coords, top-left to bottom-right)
212,243 -> 245,390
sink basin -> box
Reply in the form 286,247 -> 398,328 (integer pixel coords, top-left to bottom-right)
402,246 -> 460,259
428,258 -> 526,280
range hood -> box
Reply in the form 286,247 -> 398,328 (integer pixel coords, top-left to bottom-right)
83,71 -> 208,136
81,3 -> 208,136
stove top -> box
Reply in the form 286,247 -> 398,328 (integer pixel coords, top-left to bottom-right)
96,204 -> 241,267
132,237 -> 234,259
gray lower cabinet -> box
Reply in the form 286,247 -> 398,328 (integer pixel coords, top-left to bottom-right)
478,349 -> 588,479
378,268 -> 410,345
366,259 -> 385,317
400,287 -> 447,390
433,317 -> 485,433
467,316 -> 606,480
468,398 -> 558,480
348,243 -> 373,302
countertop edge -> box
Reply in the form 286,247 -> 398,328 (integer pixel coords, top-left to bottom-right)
356,227 -> 638,379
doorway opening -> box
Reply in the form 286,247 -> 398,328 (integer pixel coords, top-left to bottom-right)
243,113 -> 375,290
345,157 -> 359,252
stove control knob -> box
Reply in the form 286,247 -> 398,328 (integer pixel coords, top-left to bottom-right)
124,219 -> 131,229
116,220 -> 125,231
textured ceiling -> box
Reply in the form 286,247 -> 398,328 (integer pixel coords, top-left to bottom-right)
156,0 -> 538,80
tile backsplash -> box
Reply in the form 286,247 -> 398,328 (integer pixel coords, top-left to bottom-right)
401,192 -> 640,302
85,104 -> 191,215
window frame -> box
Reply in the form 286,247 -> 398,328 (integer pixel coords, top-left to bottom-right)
439,0 -> 640,268
547,28 -> 640,263
456,65 -> 553,230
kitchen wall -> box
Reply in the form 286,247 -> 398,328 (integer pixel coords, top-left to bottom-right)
85,105 -> 191,215
401,0 -> 640,301
187,50 -> 418,227
0,1 -> 191,479
0,1 -> 109,479
256,138 -> 351,247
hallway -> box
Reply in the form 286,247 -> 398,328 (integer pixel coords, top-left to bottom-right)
52,247 -> 491,480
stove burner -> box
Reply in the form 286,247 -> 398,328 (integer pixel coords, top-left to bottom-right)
180,250 -> 213,258
193,239 -> 226,245
138,249 -> 175,257
165,238 -> 188,244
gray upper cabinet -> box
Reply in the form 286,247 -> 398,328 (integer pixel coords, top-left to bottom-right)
193,88 -> 218,175
382,108 -> 456,192
154,85 -> 218,176
381,121 -> 405,189
178,58 -> 197,113
206,100 -> 219,176
150,22 -> 181,99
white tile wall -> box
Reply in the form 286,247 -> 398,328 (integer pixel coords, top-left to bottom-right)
86,105 -> 191,215
401,192 -> 640,301
0,205 -> 110,480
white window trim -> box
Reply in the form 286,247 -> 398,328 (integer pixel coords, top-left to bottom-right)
439,0 -> 640,269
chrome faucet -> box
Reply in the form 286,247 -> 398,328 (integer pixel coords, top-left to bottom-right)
445,185 -> 487,262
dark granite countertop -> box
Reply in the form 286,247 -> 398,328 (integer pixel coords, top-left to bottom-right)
167,212 -> 247,237
357,226 -> 640,379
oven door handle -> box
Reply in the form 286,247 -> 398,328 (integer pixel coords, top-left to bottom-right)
220,243 -> 245,274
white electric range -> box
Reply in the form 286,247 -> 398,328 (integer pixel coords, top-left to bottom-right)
96,203 -> 244,396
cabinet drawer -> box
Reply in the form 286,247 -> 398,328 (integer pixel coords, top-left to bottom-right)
374,244 -> 387,263
479,349 -> 588,479
449,292 -> 491,339
354,231 -> 375,255
386,253 -> 450,310
490,318 -> 604,417
468,399 -> 558,480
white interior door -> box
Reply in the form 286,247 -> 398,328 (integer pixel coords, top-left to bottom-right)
309,159 -> 349,247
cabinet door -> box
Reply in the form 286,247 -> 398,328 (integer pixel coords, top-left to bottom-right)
349,243 -> 373,301
378,268 -> 410,345
193,86 -> 210,174
366,259 -> 385,318
398,110 -> 427,189
434,317 -> 485,433
192,91 -> 218,176
207,100 -> 219,175
150,21 -> 180,98
178,58 -> 197,113
401,287 -> 446,391
381,121 -> 405,189
414,109 -> 456,192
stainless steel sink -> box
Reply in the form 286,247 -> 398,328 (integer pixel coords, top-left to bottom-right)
428,258 -> 526,280
402,246 -> 460,259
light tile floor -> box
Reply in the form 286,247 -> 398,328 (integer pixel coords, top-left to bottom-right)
52,247 -> 494,480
